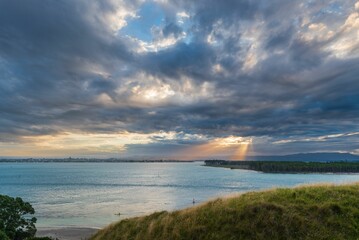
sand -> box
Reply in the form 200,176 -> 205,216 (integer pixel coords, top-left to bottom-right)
36,227 -> 99,240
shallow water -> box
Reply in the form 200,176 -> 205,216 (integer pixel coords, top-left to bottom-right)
1,162 -> 359,228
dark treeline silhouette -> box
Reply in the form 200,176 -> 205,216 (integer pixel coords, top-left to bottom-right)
205,160 -> 359,173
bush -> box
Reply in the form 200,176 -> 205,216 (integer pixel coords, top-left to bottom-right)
0,195 -> 37,240
0,230 -> 10,240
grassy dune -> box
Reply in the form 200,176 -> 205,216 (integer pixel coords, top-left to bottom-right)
91,183 -> 359,240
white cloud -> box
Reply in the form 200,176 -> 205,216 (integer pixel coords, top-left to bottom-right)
176,11 -> 190,24
112,73 -> 217,107
274,132 -> 359,144
302,23 -> 335,42
327,11 -> 359,58
86,0 -> 143,33
125,30 -> 186,53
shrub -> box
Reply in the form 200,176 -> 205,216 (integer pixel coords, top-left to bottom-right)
0,230 -> 10,240
0,195 -> 37,240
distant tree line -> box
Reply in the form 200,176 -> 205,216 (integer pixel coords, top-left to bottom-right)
205,160 -> 359,173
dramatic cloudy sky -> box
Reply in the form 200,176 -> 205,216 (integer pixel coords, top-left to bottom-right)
0,0 -> 358,159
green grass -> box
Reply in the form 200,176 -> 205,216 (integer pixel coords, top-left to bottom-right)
91,183 -> 359,240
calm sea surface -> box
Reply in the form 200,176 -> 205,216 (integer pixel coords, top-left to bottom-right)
1,162 -> 359,228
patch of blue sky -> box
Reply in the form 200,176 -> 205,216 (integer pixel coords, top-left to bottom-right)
309,1 -> 346,24
325,2 -> 344,14
120,2 -> 165,42
317,2 -> 344,17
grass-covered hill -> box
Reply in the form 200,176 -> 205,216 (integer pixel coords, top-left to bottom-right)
91,183 -> 359,240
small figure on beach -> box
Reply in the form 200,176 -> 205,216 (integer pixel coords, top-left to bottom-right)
192,198 -> 195,205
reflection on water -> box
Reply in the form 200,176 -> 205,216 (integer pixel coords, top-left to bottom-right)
1,162 -> 359,228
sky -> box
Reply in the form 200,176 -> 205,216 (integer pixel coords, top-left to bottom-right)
0,0 -> 358,159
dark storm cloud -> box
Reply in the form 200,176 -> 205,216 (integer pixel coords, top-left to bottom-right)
0,0 -> 137,139
132,19 -> 358,151
265,26 -> 294,50
0,0 -> 358,155
0,1 -> 132,63
162,22 -> 183,38
184,0 -> 258,33
140,41 -> 216,80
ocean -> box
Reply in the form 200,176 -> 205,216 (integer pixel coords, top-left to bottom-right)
1,162 -> 359,228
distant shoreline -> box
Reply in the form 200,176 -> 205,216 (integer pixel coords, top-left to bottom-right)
0,159 -> 196,163
36,227 -> 99,240
205,160 -> 359,173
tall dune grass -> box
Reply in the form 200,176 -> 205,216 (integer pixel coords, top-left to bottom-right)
91,183 -> 359,240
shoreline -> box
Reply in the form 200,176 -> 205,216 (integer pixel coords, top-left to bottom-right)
37,227 -> 99,240
206,164 -> 359,174
204,160 -> 359,173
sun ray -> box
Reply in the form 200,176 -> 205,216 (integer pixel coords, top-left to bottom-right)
180,136 -> 253,160
230,142 -> 250,160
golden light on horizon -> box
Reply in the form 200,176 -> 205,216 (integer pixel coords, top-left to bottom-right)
180,136 -> 253,160
0,131 -> 253,160
1,131 -> 162,157
180,141 -> 226,160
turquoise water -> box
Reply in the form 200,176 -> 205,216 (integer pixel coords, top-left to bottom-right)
1,162 -> 359,228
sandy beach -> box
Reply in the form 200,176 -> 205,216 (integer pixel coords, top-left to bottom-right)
36,227 -> 99,240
